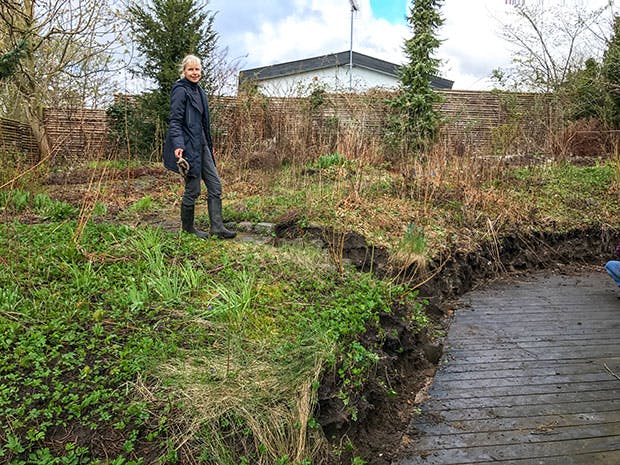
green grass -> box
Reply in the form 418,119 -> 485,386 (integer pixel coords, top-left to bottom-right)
0,156 -> 617,464
309,152 -> 351,171
87,158 -> 142,171
228,159 -> 618,253
505,161 -> 618,228
127,195 -> 158,214
0,194 -> 423,464
0,190 -> 78,220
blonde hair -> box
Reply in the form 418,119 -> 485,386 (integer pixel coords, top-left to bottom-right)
179,54 -> 201,78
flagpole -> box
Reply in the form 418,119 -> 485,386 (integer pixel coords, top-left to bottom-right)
349,0 -> 359,91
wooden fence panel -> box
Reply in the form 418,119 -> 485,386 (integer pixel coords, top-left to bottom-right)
436,90 -> 550,154
44,108 -> 110,161
0,117 -> 39,163
0,90 -> 554,164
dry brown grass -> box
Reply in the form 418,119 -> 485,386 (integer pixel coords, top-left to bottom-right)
210,90 -> 617,266
50,88 -> 615,263
13,89 -> 614,270
149,333 -> 332,465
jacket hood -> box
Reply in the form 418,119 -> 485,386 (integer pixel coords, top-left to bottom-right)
172,78 -> 199,92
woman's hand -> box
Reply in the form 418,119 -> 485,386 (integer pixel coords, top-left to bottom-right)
174,148 -> 184,159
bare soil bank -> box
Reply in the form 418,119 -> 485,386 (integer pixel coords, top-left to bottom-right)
298,223 -> 618,465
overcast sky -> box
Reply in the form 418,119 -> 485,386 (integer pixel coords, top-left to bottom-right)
199,0 -> 617,92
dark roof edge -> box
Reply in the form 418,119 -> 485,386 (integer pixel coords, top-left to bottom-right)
238,50 -> 453,89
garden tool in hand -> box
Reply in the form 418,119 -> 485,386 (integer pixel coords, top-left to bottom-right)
177,156 -> 190,178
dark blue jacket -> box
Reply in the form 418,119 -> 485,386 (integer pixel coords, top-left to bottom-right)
163,78 -> 214,178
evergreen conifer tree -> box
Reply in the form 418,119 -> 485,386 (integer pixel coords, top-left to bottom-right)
128,0 -> 218,99
388,0 -> 444,152
602,16 -> 620,129
0,40 -> 27,81
114,0 -> 218,159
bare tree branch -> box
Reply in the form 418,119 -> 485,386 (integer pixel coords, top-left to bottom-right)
0,0 -> 128,158
495,2 -> 615,91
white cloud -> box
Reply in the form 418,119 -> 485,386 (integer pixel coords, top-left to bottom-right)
203,0 -> 619,92
439,0 -> 513,89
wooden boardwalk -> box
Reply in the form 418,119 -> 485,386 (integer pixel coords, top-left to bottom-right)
400,271 -> 620,465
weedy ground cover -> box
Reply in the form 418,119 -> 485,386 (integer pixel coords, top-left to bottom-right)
222,154 -> 618,256
0,145 -> 618,465
0,193 -> 425,464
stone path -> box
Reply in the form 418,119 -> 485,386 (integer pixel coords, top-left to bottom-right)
400,270 -> 620,465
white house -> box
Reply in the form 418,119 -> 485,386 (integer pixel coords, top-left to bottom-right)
238,51 -> 454,96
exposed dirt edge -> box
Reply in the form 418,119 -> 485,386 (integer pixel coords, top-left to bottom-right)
279,223 -> 619,465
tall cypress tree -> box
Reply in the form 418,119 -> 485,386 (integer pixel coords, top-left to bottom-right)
602,15 -> 620,129
389,0 -> 444,152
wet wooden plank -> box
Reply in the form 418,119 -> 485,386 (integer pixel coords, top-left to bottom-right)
411,422 -> 620,449
469,452 -> 620,465
437,371 -> 614,386
412,410 -> 620,435
436,357 -> 620,376
444,347 -> 619,363
399,271 -> 620,464
437,377 -> 615,393
422,388 -> 619,410
450,314 -> 619,324
449,329 -> 619,340
448,334 -> 619,346
423,400 -> 620,423
400,445 -> 620,465
436,361 -> 617,377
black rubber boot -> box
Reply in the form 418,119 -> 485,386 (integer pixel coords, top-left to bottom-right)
181,204 -> 207,238
207,197 -> 236,239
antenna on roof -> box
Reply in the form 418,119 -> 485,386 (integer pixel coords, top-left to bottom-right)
349,0 -> 359,91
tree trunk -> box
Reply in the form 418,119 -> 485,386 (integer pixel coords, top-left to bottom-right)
27,107 -> 52,161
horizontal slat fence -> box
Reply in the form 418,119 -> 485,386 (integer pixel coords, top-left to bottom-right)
437,90 -> 549,155
209,90 -> 551,160
0,90 -> 553,164
44,108 -> 110,161
0,117 -> 39,162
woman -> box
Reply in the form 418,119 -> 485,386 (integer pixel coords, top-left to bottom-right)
163,54 -> 235,239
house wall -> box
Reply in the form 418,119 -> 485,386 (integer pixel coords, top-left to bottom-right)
256,66 -> 398,96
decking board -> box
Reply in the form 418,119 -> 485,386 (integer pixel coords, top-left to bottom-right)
400,271 -> 620,465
